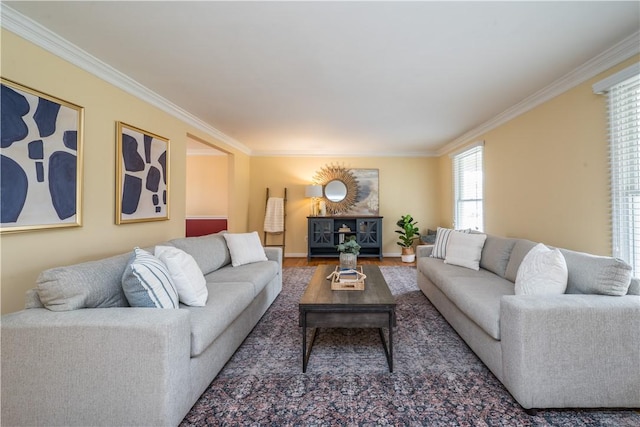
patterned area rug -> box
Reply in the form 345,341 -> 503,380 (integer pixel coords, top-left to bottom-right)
181,266 -> 639,426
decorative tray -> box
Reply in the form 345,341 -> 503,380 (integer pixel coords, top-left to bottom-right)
327,266 -> 366,291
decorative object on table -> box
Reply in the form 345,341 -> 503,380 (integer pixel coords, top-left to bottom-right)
396,214 -> 420,262
337,235 -> 360,270
1,78 -> 84,233
304,184 -> 322,216
318,199 -> 327,216
338,224 -> 351,244
327,266 -> 367,290
116,122 -> 169,224
312,163 -> 359,215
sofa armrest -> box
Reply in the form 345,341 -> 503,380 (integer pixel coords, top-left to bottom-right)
264,246 -> 283,265
416,244 -> 433,258
1,307 -> 192,426
500,294 -> 640,409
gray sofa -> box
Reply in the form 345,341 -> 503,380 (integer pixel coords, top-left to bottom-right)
1,232 -> 282,426
416,235 -> 640,412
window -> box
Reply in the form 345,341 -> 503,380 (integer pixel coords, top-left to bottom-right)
452,142 -> 484,231
594,63 -> 640,276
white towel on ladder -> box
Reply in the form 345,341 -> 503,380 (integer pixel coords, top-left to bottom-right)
264,197 -> 284,233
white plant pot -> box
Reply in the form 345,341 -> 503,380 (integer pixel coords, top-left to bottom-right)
401,253 -> 416,263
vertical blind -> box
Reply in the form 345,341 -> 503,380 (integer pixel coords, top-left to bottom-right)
453,144 -> 484,231
608,72 -> 640,276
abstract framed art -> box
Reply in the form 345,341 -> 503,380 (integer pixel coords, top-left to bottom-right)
1,78 -> 84,233
116,122 -> 170,224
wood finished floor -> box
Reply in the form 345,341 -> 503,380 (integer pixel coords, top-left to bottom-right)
283,256 -> 415,268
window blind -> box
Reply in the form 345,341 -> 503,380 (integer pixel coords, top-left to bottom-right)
452,144 -> 484,231
608,72 -> 640,276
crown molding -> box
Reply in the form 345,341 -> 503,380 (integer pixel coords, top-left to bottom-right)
251,149 -> 438,158
437,30 -> 640,156
0,5 -> 252,156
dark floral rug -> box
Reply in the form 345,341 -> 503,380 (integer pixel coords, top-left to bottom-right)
181,266 -> 639,426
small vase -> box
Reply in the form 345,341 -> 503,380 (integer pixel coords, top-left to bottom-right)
340,252 -> 357,270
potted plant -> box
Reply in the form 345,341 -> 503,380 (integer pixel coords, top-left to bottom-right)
396,214 -> 420,262
336,235 -> 361,270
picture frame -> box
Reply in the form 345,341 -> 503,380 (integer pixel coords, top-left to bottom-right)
346,168 -> 380,216
116,122 -> 170,224
1,78 -> 84,233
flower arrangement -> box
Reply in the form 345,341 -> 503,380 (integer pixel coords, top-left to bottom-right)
336,235 -> 361,255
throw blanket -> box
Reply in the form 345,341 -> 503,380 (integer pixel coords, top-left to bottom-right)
264,197 -> 284,233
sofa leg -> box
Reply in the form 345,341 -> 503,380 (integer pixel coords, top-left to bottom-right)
524,408 -> 538,416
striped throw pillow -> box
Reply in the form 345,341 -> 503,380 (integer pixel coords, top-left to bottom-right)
430,227 -> 471,259
122,248 -> 179,308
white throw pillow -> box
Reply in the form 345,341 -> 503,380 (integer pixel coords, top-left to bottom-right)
121,248 -> 179,309
155,245 -> 208,306
515,243 -> 568,295
444,231 -> 487,271
223,231 -> 268,267
431,227 -> 471,259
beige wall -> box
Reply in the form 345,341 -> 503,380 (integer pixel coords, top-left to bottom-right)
249,157 -> 440,256
0,30 -> 251,314
186,155 -> 229,217
438,55 -> 640,256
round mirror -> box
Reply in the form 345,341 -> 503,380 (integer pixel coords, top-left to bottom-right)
313,164 -> 359,215
325,180 -> 347,202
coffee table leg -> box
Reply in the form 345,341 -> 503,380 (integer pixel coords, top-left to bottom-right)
302,311 -> 319,373
378,311 -> 394,372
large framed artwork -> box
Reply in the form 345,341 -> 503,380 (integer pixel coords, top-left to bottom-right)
1,78 -> 84,233
346,168 -> 379,216
116,122 -> 169,224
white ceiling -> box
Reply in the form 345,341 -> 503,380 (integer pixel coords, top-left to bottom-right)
4,1 -> 640,156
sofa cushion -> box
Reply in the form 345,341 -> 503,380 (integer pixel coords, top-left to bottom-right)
184,281 -> 255,357
121,248 -> 179,309
444,232 -> 487,271
504,239 -> 538,282
204,260 -> 279,298
169,233 -> 231,275
515,243 -> 568,295
628,278 -> 640,295
559,248 -> 632,296
480,235 -> 517,278
421,256 -> 513,339
36,252 -> 130,311
223,231 -> 268,267
155,245 -> 208,306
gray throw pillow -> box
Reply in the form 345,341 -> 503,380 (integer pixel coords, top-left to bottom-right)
37,252 -> 130,311
560,249 -> 632,296
170,232 -> 231,275
480,235 -> 517,278
504,239 -> 538,283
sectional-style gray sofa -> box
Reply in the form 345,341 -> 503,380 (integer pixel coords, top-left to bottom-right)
1,232 -> 282,426
417,234 -> 640,413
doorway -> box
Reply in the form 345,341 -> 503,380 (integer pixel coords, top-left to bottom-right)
185,136 -> 229,236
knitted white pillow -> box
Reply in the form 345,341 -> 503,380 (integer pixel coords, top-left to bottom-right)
430,227 -> 471,259
223,231 -> 268,267
444,231 -> 487,271
515,243 -> 568,295
155,245 -> 208,306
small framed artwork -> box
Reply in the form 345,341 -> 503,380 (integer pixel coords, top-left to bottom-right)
116,122 -> 169,224
1,78 -> 84,233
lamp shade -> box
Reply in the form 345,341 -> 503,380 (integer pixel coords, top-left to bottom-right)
305,185 -> 323,198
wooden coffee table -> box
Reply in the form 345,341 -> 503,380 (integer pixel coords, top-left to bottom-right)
298,264 -> 396,372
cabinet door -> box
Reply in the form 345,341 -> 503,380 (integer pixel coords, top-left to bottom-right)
356,218 -> 381,247
309,218 -> 334,247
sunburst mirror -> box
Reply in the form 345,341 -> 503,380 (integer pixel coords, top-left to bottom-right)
313,164 -> 359,215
